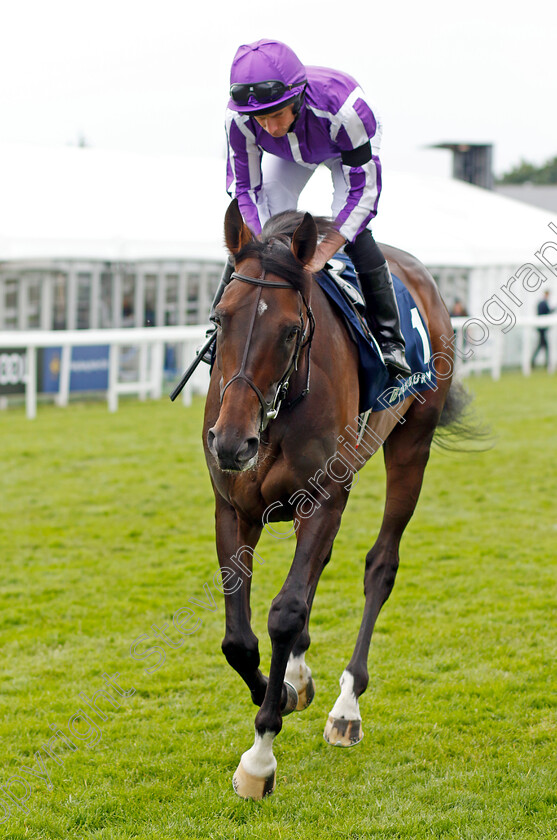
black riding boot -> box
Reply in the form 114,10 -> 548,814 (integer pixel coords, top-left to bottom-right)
199,259 -> 234,364
359,262 -> 412,379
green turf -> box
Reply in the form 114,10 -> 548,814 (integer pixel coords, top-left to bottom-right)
0,372 -> 555,839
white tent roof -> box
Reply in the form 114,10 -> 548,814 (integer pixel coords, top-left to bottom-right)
0,144 -> 552,267
303,166 -> 553,268
0,144 -> 230,263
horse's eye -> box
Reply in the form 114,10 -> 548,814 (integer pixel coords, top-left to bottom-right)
286,327 -> 299,343
210,314 -> 222,328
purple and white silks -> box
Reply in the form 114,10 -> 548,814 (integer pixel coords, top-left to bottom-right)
225,66 -> 382,243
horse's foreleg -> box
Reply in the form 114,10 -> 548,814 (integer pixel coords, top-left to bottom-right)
215,498 -> 269,706
325,402 -> 441,747
285,547 -> 332,710
233,510 -> 343,799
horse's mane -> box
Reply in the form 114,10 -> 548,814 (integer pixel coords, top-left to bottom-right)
234,211 -> 336,292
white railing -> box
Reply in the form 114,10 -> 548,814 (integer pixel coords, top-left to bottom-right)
0,325 -> 209,419
1,316 -> 555,419
452,314 -> 557,379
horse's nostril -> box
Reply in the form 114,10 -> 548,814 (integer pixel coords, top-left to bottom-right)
207,428 -> 216,452
207,428 -> 258,470
238,436 -> 259,463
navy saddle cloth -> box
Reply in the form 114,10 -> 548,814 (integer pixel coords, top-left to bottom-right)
316,254 -> 436,413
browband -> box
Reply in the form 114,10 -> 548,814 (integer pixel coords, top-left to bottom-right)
229,271 -> 293,290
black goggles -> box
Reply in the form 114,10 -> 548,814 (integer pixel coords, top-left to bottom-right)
229,79 -> 305,106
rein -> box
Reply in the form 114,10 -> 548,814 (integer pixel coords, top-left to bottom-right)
219,269 -> 315,432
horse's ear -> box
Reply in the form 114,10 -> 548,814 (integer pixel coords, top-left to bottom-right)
291,212 -> 318,267
224,199 -> 255,255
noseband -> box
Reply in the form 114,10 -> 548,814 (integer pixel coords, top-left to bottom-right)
218,270 -> 315,432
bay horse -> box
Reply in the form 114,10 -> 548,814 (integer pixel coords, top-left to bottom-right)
203,198 -> 466,799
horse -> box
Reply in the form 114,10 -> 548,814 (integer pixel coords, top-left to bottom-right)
202,198 -> 468,799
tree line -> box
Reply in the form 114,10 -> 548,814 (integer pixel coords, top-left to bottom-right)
497,155 -> 557,185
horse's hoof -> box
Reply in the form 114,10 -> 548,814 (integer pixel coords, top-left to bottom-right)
232,760 -> 276,800
323,715 -> 364,747
296,677 -> 316,711
281,680 -> 299,716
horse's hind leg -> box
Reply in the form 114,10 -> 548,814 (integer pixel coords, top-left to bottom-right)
324,398 -> 443,746
285,548 -> 332,710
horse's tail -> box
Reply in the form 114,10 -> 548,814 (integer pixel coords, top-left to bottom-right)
433,380 -> 492,451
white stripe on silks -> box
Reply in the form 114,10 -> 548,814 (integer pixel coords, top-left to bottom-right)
225,109 -> 236,135
244,131 -> 264,193
225,112 -> 238,196
307,102 -> 335,122
247,150 -> 262,193
287,133 -> 316,169
227,159 -> 237,197
233,112 -> 256,143
226,111 -> 257,148
371,116 -> 383,152
308,87 -> 372,147
307,102 -> 341,144
336,87 -> 369,148
338,159 -> 379,241
254,188 -> 274,229
229,112 -> 262,192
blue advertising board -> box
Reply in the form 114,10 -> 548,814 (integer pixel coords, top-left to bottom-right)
39,346 -> 110,393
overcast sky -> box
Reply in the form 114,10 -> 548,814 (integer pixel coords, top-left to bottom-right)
2,0 -> 555,179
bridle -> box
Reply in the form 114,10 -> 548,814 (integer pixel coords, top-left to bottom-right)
217,269 -> 315,432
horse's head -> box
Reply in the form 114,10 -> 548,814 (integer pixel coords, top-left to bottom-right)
207,199 -> 319,472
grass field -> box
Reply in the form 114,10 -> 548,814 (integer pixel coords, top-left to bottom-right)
0,371 -> 555,839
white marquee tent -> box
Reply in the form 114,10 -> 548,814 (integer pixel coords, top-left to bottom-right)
1,143 -> 556,317
1,143 -> 555,263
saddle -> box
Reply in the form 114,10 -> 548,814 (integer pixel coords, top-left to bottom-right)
317,254 -> 436,413
319,257 -> 373,346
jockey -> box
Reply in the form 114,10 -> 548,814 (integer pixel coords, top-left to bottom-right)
213,38 -> 411,379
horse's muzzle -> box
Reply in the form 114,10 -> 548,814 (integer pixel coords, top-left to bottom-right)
207,427 -> 260,472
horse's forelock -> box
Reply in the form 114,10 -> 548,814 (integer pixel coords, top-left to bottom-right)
261,210 -> 334,242
233,241 -> 306,291
232,211 -> 334,291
